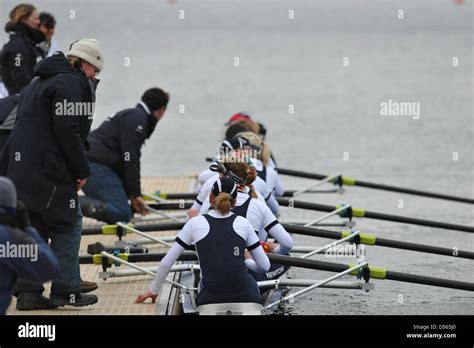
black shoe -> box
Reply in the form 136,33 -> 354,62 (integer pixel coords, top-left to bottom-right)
80,279 -> 98,293
16,292 -> 58,311
51,293 -> 98,307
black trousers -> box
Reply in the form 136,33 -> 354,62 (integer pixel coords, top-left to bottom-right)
14,211 -> 50,294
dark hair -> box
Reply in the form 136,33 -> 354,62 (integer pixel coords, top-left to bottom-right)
39,12 -> 56,29
225,122 -> 252,139
141,88 -> 169,111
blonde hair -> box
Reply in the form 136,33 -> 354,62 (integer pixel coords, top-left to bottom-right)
238,131 -> 271,166
5,4 -> 36,32
213,192 -> 236,215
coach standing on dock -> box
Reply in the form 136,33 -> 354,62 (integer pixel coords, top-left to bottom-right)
2,39 -> 103,310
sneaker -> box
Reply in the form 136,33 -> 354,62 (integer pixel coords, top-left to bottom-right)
80,279 -> 98,293
51,293 -> 98,307
16,292 -> 58,311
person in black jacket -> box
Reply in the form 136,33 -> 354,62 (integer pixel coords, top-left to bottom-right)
1,4 -> 45,95
0,176 -> 60,314
81,88 -> 169,223
0,94 -> 20,155
2,38 -> 104,310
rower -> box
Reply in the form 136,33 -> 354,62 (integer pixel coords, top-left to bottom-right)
234,132 -> 283,214
197,137 -> 246,186
136,177 -> 270,306
190,139 -> 271,218
202,154 -> 292,252
198,154 -> 293,282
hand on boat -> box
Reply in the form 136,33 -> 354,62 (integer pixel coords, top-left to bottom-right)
130,196 -> 150,216
135,290 -> 158,304
266,241 -> 278,252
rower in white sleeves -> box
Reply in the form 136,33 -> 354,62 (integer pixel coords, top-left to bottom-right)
136,177 -> 270,311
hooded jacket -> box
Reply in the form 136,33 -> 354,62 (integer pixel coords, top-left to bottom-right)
1,23 -> 45,95
2,52 -> 95,223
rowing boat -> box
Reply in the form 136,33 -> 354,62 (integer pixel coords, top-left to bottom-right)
80,169 -> 473,315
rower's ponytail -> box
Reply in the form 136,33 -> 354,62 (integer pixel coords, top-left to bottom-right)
246,167 -> 258,199
214,192 -> 236,215
260,142 -> 271,167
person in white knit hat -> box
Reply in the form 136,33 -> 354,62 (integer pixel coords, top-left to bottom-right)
2,38 -> 104,310
67,38 -> 103,79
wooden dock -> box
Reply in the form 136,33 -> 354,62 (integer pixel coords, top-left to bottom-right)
7,176 -> 196,315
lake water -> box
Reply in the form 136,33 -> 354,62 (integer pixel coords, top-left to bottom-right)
1,0 -> 472,314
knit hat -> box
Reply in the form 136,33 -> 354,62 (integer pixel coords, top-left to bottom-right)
67,38 -> 104,73
0,176 -> 17,209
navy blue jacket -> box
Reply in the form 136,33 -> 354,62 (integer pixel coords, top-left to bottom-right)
87,103 -> 157,197
2,52 -> 95,223
0,94 -> 19,154
0,215 -> 59,314
1,23 -> 45,95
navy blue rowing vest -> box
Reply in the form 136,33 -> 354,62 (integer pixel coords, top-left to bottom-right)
232,196 -> 252,218
232,197 -> 291,283
196,213 -> 261,305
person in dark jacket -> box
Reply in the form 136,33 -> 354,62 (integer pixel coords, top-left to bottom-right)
81,88 -> 169,223
0,176 -> 60,314
2,38 -> 104,310
0,94 -> 20,155
1,4 -> 45,95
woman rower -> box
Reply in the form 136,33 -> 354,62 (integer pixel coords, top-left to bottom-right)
199,153 -> 293,281
136,177 -> 270,305
190,138 -> 271,218
200,153 -> 293,255
232,132 -> 282,215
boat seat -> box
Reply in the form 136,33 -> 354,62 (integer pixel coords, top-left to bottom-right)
197,302 -> 264,315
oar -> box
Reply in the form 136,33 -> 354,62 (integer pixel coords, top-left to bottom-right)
282,224 -> 474,260
82,221 -> 185,235
99,251 -> 192,290
80,251 -> 198,265
151,191 -> 297,199
267,254 -> 474,292
277,198 -> 474,233
276,167 -> 474,204
81,251 -> 474,292
148,202 -> 192,210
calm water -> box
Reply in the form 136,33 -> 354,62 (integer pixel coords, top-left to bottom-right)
2,0 -> 472,314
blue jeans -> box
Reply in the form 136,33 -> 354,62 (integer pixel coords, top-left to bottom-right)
49,206 -> 82,297
82,162 -> 132,224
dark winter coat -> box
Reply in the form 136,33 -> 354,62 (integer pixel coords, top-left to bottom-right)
0,94 -> 20,153
87,103 -> 157,197
2,52 -> 96,223
1,23 -> 45,95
